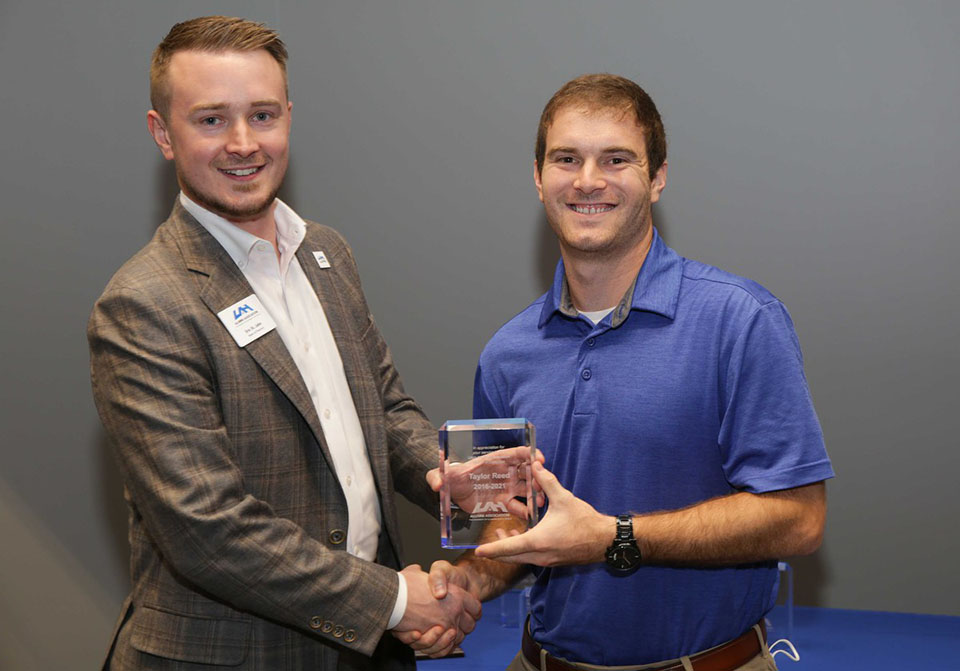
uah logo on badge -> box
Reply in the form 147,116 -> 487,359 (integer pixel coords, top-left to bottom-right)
313,251 -> 331,269
217,295 -> 277,347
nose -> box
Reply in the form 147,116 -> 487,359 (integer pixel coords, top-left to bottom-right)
573,160 -> 606,194
225,121 -> 259,157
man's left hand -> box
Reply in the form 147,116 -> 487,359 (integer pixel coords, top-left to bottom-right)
473,462 -> 613,567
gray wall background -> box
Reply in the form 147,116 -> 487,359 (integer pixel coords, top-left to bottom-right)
2,1 -> 958,668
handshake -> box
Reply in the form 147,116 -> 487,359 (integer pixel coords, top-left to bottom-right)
390,560 -> 480,658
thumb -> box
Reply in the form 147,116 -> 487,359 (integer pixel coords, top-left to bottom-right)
429,563 -> 450,599
531,461 -> 565,498
430,575 -> 448,599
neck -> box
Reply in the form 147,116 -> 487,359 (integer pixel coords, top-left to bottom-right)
561,226 -> 654,311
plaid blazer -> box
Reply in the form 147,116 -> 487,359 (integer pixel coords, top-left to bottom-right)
89,201 -> 438,670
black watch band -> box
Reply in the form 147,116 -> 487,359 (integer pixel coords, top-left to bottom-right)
604,514 -> 642,573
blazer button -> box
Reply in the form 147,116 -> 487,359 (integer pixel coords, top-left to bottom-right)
309,616 -> 323,630
329,529 -> 346,544
344,629 -> 357,643
321,621 -> 334,633
333,624 -> 345,638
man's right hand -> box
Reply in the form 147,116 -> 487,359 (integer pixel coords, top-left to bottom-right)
391,564 -> 481,658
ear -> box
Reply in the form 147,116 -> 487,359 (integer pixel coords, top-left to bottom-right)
649,160 -> 667,204
147,110 -> 175,161
533,160 -> 545,203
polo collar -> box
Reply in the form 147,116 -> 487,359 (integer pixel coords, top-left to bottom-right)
539,227 -> 682,329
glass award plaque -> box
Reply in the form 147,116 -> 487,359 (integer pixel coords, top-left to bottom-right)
439,418 -> 538,549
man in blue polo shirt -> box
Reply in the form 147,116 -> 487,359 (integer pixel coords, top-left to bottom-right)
404,74 -> 833,670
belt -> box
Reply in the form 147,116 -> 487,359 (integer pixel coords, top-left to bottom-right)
521,619 -> 765,671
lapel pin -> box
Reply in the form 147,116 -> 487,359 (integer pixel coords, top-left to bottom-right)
313,251 -> 331,269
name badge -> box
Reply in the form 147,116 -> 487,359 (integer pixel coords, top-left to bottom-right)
313,251 -> 331,269
217,295 -> 277,347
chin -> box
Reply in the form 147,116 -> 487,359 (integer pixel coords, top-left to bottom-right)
196,189 -> 277,221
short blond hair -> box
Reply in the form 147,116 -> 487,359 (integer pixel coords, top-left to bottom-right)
150,16 -> 288,119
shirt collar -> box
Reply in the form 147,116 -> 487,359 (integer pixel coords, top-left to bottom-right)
539,227 -> 682,329
179,192 -> 306,270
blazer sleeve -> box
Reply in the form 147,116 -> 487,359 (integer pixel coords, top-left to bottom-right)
89,279 -> 399,656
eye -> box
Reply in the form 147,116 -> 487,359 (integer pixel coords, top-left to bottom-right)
200,116 -> 222,127
252,111 -> 273,122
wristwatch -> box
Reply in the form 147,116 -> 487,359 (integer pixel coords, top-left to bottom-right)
604,514 -> 642,573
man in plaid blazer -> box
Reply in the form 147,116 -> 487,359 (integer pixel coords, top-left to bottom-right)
88,16 -> 478,670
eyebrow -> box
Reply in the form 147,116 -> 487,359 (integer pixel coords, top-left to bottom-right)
547,146 -> 640,159
603,147 -> 639,158
188,100 -> 284,115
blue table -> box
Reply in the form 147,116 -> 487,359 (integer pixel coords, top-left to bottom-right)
419,596 -> 960,670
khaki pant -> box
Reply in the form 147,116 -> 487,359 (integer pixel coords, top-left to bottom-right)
506,625 -> 777,671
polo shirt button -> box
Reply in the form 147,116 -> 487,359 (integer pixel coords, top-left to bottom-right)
587,338 -> 596,347
581,369 -> 592,380
333,624 -> 345,638
344,629 -> 357,643
329,529 -> 346,544
309,616 -> 323,630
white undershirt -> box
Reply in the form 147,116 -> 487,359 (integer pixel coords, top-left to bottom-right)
182,193 -> 406,627
579,306 -> 617,325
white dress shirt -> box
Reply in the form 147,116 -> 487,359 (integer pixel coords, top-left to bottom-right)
181,193 -> 407,627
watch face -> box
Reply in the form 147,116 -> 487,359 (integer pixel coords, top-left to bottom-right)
608,543 -> 641,571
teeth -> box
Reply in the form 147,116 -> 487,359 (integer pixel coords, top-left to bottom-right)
223,167 -> 259,176
572,204 -> 613,214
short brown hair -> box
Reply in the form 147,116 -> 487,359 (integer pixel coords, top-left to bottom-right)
150,16 -> 289,119
535,74 -> 666,179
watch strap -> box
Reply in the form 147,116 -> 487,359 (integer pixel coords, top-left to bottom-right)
615,514 -> 634,541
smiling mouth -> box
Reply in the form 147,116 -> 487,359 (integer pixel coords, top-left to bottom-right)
219,166 -> 264,177
569,203 -> 615,214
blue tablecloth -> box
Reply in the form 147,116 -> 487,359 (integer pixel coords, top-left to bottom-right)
419,596 -> 960,670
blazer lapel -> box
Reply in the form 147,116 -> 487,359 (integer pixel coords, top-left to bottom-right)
296,235 -> 392,505
165,202 -> 337,470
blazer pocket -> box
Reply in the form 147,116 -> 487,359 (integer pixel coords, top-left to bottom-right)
130,604 -> 250,666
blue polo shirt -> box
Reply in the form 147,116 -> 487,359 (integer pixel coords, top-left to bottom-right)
473,228 -> 834,665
